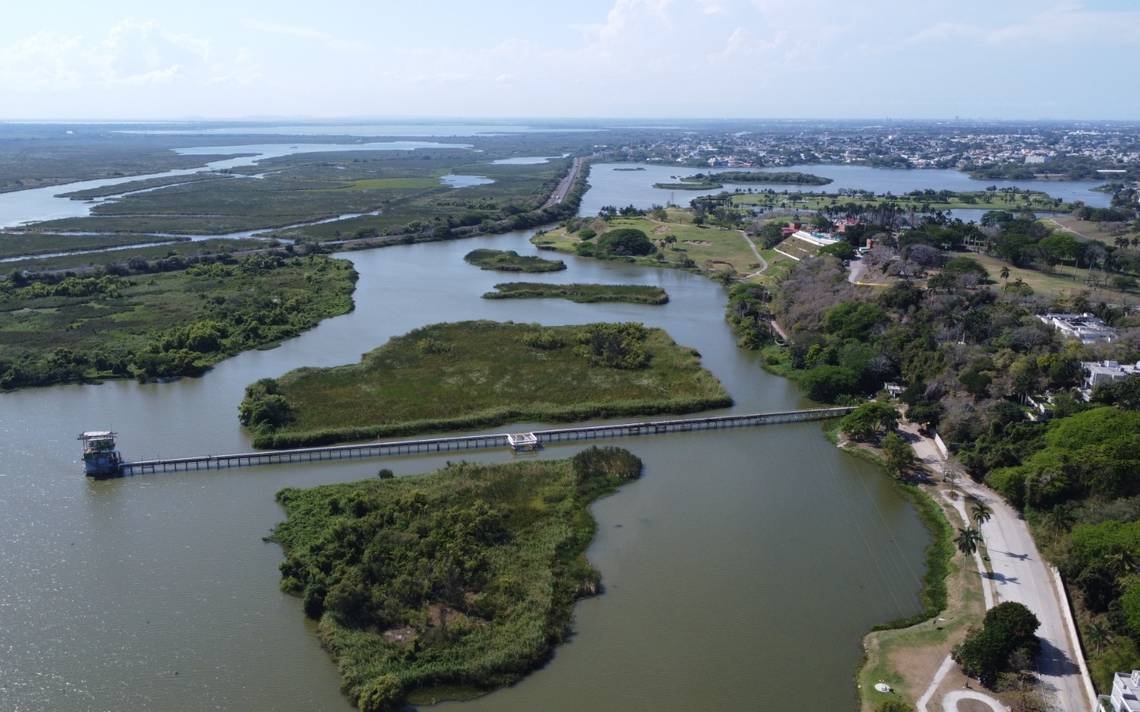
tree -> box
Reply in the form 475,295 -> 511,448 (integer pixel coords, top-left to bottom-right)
596,228 -> 656,256
970,499 -> 993,528
881,432 -> 916,478
953,602 -> 1040,687
840,401 -> 900,442
1085,619 -> 1110,653
956,527 -> 983,556
800,365 -> 861,402
1000,265 -> 1011,281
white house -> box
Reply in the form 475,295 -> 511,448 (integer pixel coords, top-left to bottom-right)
1103,670 -> 1140,711
1039,313 -> 1117,344
1083,360 -> 1140,394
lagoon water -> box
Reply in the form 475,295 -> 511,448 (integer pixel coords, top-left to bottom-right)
0,166 -> 931,710
581,161 -> 1111,215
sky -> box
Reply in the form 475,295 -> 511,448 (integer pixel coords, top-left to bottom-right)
1,0 -> 1138,121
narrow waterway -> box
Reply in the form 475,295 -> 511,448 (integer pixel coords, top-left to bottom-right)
0,199 -> 929,709
0,141 -> 471,229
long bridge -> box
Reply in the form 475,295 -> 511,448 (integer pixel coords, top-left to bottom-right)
110,407 -> 853,477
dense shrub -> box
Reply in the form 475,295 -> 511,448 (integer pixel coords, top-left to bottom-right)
597,228 -> 655,256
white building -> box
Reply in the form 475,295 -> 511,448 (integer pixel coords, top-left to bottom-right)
1039,313 -> 1117,344
1083,360 -> 1140,393
791,230 -> 841,247
1103,670 -> 1140,711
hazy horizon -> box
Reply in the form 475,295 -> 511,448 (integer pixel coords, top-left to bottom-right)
2,0 -> 1138,122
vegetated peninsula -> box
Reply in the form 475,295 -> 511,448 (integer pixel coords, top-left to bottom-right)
0,254 -> 356,389
482,282 -> 669,304
271,446 -> 643,712
463,249 -> 566,272
533,208 -> 765,280
240,320 -> 730,448
653,170 -> 832,189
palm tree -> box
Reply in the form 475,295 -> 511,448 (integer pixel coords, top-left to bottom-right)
1107,547 -> 1137,578
1086,620 -> 1110,654
1041,506 -> 1075,536
1000,265 -> 1010,281
955,527 -> 983,557
970,500 -> 993,528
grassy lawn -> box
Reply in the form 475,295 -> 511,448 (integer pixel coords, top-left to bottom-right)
271,447 -> 643,712
1044,215 -> 1138,247
970,252 -> 1138,304
482,282 -> 668,304
532,210 -> 765,280
246,321 -> 731,447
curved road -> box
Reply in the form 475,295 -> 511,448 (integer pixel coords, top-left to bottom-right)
901,424 -> 1093,712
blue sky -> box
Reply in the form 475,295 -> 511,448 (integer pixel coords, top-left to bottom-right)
1,0 -> 1137,120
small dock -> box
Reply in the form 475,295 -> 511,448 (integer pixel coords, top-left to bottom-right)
111,407 -> 853,477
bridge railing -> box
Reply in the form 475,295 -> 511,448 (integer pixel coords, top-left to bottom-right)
116,407 -> 853,476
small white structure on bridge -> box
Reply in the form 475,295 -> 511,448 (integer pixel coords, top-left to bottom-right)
506,432 -> 539,451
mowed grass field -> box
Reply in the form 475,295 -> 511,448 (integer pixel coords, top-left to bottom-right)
533,209 -> 766,279
255,321 -> 731,446
1044,215 -> 1139,246
969,252 -> 1138,303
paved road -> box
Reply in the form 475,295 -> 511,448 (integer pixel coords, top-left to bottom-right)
901,424 -> 1091,712
543,157 -> 584,208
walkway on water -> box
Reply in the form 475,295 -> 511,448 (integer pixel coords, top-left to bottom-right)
117,407 -> 853,476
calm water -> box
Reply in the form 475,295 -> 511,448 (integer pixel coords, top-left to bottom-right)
0,177 -> 929,711
440,174 -> 495,188
119,124 -> 603,137
581,162 -> 1111,215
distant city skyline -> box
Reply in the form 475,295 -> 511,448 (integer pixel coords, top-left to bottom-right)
2,0 -> 1138,121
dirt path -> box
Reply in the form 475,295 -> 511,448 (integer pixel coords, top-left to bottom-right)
942,690 -> 1009,711
738,230 -> 769,277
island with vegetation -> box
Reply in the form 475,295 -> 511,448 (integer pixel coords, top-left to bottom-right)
463,249 -> 566,273
241,320 -> 730,448
482,282 -> 669,304
0,254 -> 356,389
533,207 -> 768,281
654,170 -> 832,190
272,446 -> 644,712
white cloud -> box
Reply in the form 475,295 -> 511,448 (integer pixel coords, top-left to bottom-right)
242,19 -> 369,53
908,4 -> 1140,46
0,19 -> 258,92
